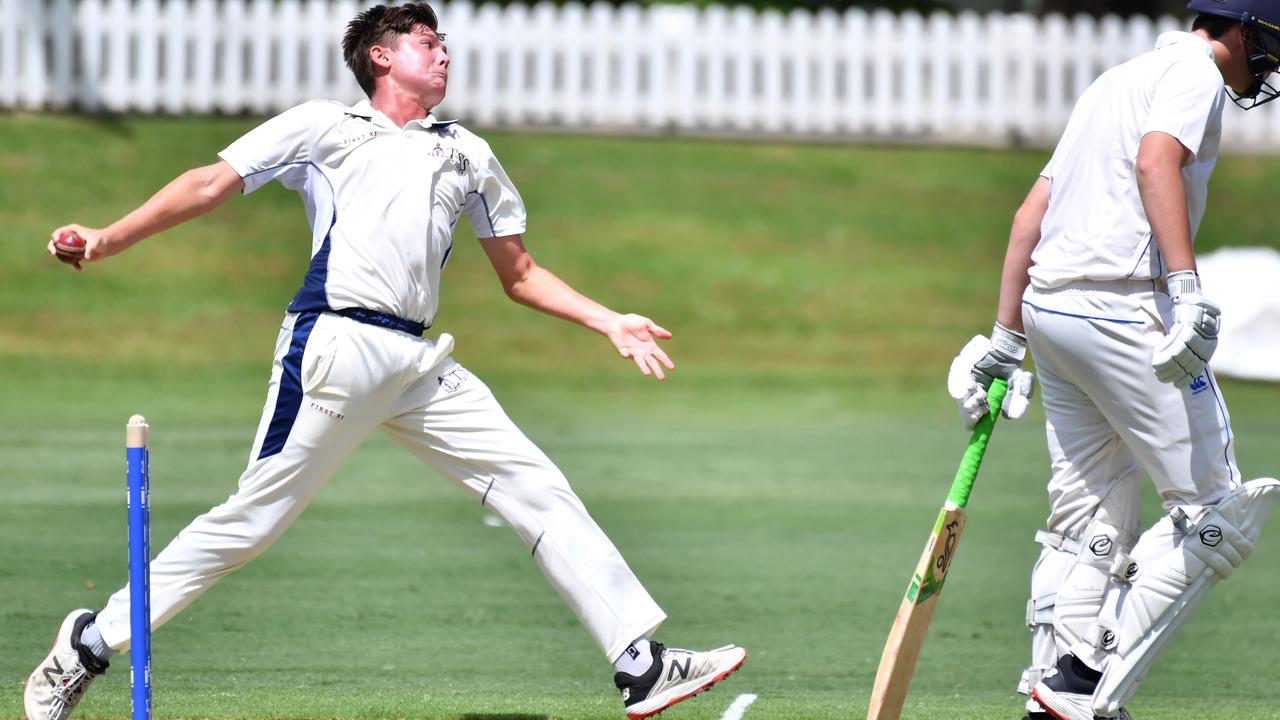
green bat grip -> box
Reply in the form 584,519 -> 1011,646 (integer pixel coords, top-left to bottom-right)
946,377 -> 1008,509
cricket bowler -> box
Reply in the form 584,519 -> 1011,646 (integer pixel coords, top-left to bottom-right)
22,4 -> 746,720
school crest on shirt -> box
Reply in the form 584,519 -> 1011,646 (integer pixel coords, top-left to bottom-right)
433,143 -> 470,175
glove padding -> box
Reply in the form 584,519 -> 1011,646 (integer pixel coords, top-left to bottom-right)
969,322 -> 1027,388
948,334 -> 1037,430
1151,278 -> 1220,389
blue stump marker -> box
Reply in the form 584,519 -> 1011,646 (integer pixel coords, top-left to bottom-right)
126,415 -> 151,720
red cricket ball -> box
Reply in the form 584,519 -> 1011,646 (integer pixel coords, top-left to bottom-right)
53,230 -> 87,267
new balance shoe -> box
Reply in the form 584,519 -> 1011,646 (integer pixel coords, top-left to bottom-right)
1031,655 -> 1132,720
1027,703 -> 1132,720
24,610 -> 109,720
614,642 -> 747,720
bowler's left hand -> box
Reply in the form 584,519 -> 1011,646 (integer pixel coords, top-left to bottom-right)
607,314 -> 674,380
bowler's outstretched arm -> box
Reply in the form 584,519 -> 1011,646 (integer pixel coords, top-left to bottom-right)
480,233 -> 675,379
48,160 -> 244,265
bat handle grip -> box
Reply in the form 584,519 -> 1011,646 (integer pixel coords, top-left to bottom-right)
947,378 -> 1008,509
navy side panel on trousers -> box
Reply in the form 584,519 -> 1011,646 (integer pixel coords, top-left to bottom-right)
258,312 -> 320,460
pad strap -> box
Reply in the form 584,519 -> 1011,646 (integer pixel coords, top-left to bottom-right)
1169,506 -> 1191,532
1109,552 -> 1139,584
1025,597 -> 1057,628
1084,624 -> 1119,651
1034,530 -> 1081,555
1018,666 -> 1051,696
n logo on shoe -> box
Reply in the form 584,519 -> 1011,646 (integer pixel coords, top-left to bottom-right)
667,656 -> 691,682
42,657 -> 65,686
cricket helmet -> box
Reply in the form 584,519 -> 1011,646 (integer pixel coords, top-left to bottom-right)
1188,0 -> 1280,107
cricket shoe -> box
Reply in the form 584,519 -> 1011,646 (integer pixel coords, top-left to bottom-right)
1032,655 -> 1131,720
614,642 -> 747,719
1029,707 -> 1131,712
24,610 -> 109,720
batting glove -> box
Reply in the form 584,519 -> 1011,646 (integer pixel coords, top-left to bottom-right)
1152,270 -> 1220,389
948,326 -> 1037,430
971,322 -> 1027,388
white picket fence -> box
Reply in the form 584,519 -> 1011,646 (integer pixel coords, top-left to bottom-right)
4,0 -> 1280,148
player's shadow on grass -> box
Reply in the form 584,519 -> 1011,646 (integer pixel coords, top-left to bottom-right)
458,715 -> 548,720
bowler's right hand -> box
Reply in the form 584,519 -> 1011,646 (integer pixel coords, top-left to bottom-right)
48,224 -> 111,267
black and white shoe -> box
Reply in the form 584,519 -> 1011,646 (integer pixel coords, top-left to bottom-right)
23,610 -> 109,720
614,642 -> 747,719
1031,655 -> 1131,720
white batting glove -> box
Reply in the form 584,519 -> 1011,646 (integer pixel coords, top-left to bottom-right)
947,327 -> 1037,430
971,322 -> 1027,387
1152,271 -> 1220,389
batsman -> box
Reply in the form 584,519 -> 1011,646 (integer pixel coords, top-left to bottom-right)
949,2 -> 1280,718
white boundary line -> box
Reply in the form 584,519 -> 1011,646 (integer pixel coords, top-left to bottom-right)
720,693 -> 758,720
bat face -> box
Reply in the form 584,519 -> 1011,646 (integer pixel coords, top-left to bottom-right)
907,510 -> 965,606
868,377 -> 1005,720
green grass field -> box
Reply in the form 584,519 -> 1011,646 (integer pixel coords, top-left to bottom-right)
3,115 -> 1280,720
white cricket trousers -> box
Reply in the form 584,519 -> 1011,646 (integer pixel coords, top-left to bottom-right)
1022,280 -> 1241,537
96,312 -> 667,661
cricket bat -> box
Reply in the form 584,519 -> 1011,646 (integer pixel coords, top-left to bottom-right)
866,378 -> 1009,720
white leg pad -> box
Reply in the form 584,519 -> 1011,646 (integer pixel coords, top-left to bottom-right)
1019,542 -> 1073,701
1053,520 -> 1139,670
1093,478 -> 1280,716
